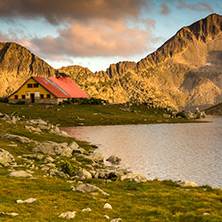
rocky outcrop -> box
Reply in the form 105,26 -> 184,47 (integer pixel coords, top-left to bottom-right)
59,13 -> 222,110
2,133 -> 35,144
32,141 -> 74,157
0,148 -> 15,166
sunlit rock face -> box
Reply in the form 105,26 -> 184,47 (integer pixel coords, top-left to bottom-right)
0,42 -> 55,97
1,14 -> 222,109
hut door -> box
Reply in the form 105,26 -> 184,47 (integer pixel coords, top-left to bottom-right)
30,93 -> 35,103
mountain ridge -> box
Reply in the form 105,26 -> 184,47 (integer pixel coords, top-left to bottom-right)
1,13 -> 222,109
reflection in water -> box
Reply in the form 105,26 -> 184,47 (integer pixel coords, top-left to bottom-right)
61,117 -> 222,188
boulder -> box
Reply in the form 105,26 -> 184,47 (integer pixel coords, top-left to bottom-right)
74,184 -> 109,195
106,155 -> 121,164
2,134 -> 34,144
16,198 -> 37,203
77,168 -> 92,180
90,152 -> 104,163
69,141 -> 85,154
177,180 -> 199,187
120,173 -> 147,183
103,203 -> 112,209
59,211 -> 76,219
0,148 -> 15,166
9,170 -> 32,177
111,218 -> 122,222
22,154 -> 44,161
82,208 -> 91,212
33,141 -> 73,157
29,119 -> 48,126
25,125 -> 42,133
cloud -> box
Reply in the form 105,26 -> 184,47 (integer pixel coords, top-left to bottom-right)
160,4 -> 170,15
0,0 -> 148,25
30,19 -> 155,58
177,0 -> 213,12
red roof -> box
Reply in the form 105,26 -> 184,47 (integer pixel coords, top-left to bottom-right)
33,76 -> 89,98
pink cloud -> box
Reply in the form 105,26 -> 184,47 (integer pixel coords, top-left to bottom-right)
30,19 -> 155,57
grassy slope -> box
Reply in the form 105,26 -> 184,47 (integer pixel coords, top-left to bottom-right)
0,116 -> 222,221
0,103 -> 195,127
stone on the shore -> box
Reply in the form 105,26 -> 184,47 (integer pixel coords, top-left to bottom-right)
177,180 -> 199,187
106,155 -> 121,164
103,203 -> 112,209
32,141 -> 72,157
75,183 -> 109,195
2,133 -> 34,144
59,211 -> 76,219
90,152 -> 104,163
0,148 -> 15,166
22,154 -> 44,161
120,173 -> 147,183
16,198 -> 37,203
77,168 -> 92,180
69,141 -> 85,154
10,170 -> 32,177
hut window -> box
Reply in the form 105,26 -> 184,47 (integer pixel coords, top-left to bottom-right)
22,95 -> 25,99
40,94 -> 44,99
14,95 -> 18,99
47,94 -> 50,99
34,83 -> 39,88
27,84 -> 32,88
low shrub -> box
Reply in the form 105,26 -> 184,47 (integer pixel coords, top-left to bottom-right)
0,97 -> 9,103
60,160 -> 79,176
16,100 -> 25,105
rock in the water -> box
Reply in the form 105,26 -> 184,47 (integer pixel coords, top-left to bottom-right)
90,152 -> 104,163
16,198 -> 37,203
77,168 -> 92,180
0,148 -> 15,166
2,134 -> 34,143
75,184 -> 109,195
59,211 -> 76,219
120,173 -> 147,183
103,203 -> 112,209
177,180 -> 199,187
106,155 -> 121,164
10,170 -> 32,177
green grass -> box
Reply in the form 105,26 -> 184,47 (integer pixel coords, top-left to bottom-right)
0,117 -> 222,221
0,102 -> 196,127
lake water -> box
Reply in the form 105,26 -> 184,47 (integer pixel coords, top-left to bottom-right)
61,116 -> 222,188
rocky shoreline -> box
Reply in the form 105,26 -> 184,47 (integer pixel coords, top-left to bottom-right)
0,112 -> 153,220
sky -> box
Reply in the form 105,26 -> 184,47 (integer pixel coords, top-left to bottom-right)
0,0 -> 222,72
